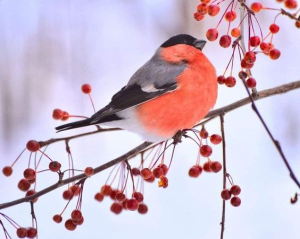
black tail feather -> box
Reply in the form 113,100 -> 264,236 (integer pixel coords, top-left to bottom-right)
55,119 -> 92,132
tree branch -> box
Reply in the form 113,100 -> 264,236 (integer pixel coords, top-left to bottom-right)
0,80 -> 299,210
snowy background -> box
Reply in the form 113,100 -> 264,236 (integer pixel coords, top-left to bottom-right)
0,0 -> 300,239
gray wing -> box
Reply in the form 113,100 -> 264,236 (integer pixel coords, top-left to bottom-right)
90,51 -> 186,124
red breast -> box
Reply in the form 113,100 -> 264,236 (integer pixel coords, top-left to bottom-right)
136,45 -> 217,138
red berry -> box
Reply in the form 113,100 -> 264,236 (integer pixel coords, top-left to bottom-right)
26,227 -> 37,238
144,174 -> 155,183
62,189 -> 73,200
269,23 -> 280,34
116,192 -> 126,202
84,167 -> 94,176
122,199 -> 128,209
219,35 -> 231,48
200,145 -> 212,157
238,71 -> 248,80
295,21 -> 300,28
110,189 -> 119,200
221,189 -> 232,200
126,198 -> 139,211
53,214 -> 63,223
231,28 -> 240,38
138,203 -> 148,214
52,109 -> 63,120
81,84 -> 92,94
2,166 -> 13,177
49,161 -> 61,172
188,165 -> 203,178
71,209 -> 82,222
194,12 -> 205,21
251,2 -> 263,12
225,11 -> 237,22
230,185 -> 241,195
203,161 -> 212,172
110,202 -> 123,214
230,196 -> 241,207
61,111 -> 69,121
260,42 -> 274,54
285,0 -> 297,9
26,140 -> 40,152
23,168 -> 36,180
18,179 -> 31,192
225,76 -> 236,87
244,51 -> 256,64
133,192 -> 144,203
206,28 -> 218,41
199,128 -> 209,139
246,77 -> 257,88
158,176 -> 168,188
269,49 -> 281,60
131,167 -> 140,176
73,216 -> 84,225
217,75 -> 225,85
152,167 -> 164,178
16,228 -> 27,238
197,3 -> 208,15
94,192 -> 104,202
158,164 -> 168,175
65,219 -> 77,231
208,4 -> 220,16
25,190 -> 38,203
140,168 -> 153,180
210,134 -> 222,144
241,59 -> 254,69
209,161 -> 222,173
249,36 -> 261,47
70,185 -> 81,196
101,185 -> 112,196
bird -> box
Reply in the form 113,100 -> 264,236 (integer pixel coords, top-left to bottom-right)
56,34 -> 218,143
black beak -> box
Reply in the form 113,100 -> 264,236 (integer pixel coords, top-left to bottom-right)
193,39 -> 206,51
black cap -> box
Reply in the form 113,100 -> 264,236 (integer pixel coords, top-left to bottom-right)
161,34 -> 206,50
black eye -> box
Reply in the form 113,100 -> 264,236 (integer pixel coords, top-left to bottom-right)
181,60 -> 188,64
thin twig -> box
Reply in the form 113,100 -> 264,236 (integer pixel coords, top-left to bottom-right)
0,142 -> 153,210
204,80 -> 300,120
39,127 -> 121,148
220,114 -> 227,239
242,79 -> 300,188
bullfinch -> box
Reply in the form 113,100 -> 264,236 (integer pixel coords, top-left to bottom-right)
56,34 -> 218,143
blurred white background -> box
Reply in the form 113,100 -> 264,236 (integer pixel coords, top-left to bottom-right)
0,0 -> 300,238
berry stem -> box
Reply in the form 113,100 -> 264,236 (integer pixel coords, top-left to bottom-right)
10,148 -> 26,168
88,93 -> 96,113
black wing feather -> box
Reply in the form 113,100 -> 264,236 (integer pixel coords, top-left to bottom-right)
55,82 -> 177,132
90,82 -> 177,124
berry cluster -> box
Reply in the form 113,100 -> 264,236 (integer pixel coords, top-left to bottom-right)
0,213 -> 37,239
52,109 -> 70,121
16,227 -> 37,238
95,184 -> 148,215
93,161 -> 149,215
194,0 -> 300,89
188,127 -> 223,178
53,182 -> 86,231
52,83 -> 95,122
221,184 -> 242,207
